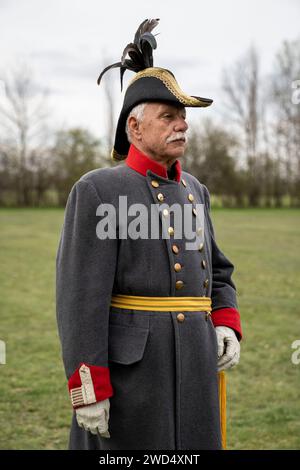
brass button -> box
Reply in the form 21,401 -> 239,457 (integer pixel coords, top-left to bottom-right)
162,209 -> 169,217
192,208 -> 197,216
168,226 -> 174,236
174,263 -> 182,272
188,193 -> 194,202
181,179 -> 187,187
157,193 -> 164,202
203,279 -> 209,288
201,260 -> 206,269
177,313 -> 185,322
197,227 -> 202,235
151,180 -> 159,188
172,244 -> 179,254
198,242 -> 204,252
175,280 -> 184,290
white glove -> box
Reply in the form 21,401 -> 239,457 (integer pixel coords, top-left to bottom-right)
215,326 -> 240,372
76,399 -> 110,438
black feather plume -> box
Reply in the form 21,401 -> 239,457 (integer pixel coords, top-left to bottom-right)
97,18 -> 160,90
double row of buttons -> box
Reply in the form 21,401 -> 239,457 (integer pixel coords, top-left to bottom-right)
152,179 -> 184,288
151,178 -> 209,292
181,179 -> 209,291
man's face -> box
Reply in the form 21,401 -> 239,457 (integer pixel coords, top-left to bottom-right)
129,102 -> 188,164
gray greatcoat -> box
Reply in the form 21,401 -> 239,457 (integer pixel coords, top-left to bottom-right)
56,162 -> 239,450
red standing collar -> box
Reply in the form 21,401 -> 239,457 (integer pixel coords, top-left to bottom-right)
125,144 -> 182,182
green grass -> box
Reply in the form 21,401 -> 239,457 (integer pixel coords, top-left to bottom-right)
0,207 -> 300,449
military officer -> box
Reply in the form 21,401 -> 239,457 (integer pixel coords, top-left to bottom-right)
56,19 -> 242,450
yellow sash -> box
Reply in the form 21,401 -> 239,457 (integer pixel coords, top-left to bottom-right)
110,294 -> 212,312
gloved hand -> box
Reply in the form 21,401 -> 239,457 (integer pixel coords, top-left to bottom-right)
215,326 -> 240,372
76,398 -> 110,437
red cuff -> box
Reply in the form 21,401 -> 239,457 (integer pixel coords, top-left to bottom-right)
68,363 -> 114,409
211,307 -> 242,340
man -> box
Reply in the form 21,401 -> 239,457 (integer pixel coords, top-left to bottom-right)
56,19 -> 242,450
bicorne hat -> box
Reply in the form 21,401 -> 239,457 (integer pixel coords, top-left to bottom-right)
97,19 -> 213,161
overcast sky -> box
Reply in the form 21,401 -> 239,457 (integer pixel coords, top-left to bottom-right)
1,0 -> 300,142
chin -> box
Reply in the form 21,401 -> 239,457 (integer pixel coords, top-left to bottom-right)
170,146 -> 186,159
164,142 -> 186,160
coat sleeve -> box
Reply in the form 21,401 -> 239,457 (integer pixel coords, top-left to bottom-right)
56,178 -> 118,408
202,184 -> 242,340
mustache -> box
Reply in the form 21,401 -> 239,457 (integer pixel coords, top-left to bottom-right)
166,132 -> 187,144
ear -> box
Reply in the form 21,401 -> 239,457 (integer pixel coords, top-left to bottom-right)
127,115 -> 142,141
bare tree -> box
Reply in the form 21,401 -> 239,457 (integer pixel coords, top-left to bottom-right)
0,62 -> 51,205
271,39 -> 300,206
222,47 -> 263,205
103,74 -> 116,155
184,119 -> 242,207
98,57 -> 118,158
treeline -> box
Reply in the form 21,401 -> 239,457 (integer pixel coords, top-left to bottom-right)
0,39 -> 300,207
184,40 -> 300,207
0,126 -> 109,207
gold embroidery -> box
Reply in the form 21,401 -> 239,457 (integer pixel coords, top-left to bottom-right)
79,364 -> 97,405
70,386 -> 84,407
128,68 -> 211,107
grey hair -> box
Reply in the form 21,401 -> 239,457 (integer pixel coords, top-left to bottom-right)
125,102 -> 147,143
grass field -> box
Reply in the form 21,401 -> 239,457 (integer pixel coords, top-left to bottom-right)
0,207 -> 300,449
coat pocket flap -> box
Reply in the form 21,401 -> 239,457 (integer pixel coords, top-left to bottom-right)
108,324 -> 149,365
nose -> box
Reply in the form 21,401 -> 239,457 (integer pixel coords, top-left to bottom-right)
174,116 -> 188,132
